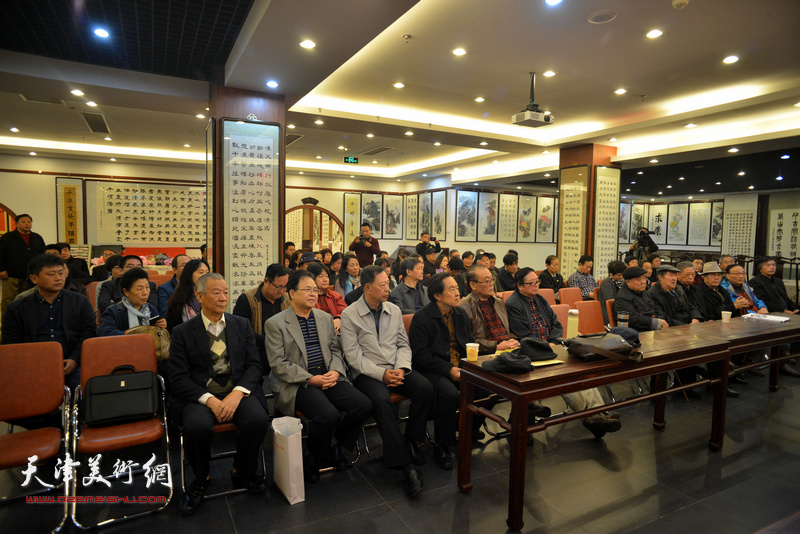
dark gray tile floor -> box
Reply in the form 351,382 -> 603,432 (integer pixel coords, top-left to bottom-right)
4,372 -> 800,533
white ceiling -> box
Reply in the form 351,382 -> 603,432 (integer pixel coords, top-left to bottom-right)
1,0 -> 798,190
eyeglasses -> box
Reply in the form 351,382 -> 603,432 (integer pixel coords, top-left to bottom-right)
269,280 -> 287,291
476,278 -> 494,285
728,271 -> 746,276
294,287 -> 320,294
521,280 -> 540,286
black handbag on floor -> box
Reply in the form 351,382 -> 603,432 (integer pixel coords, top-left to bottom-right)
84,365 -> 159,426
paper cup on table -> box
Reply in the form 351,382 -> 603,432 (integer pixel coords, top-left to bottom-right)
721,311 -> 732,323
466,343 -> 479,361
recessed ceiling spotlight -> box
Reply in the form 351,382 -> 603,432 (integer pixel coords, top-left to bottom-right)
657,191 -> 663,195
615,88 -> 627,95
637,171 -> 643,175
723,55 -> 739,64
299,40 -> 316,49
608,137 -> 617,142
678,177 -> 685,180
314,119 -> 324,125
94,28 -> 109,38
452,48 -> 467,56
86,101 -> 97,107
372,160 -> 378,164
71,89 -> 84,96
699,189 -> 705,192
110,158 -> 117,161
196,114 -> 206,119
350,175 -> 354,178
480,141 -> 488,146
621,196 -> 627,199
393,82 -> 405,89
10,127 -> 19,132
684,123 -> 697,128
550,180 -> 556,184
102,136 -> 111,141
667,185 -> 672,188
650,158 -> 658,163
474,97 -> 484,102
184,144 -> 191,147
716,182 -> 721,185
433,141 -> 441,146
205,107 -> 209,111
397,179 -> 401,182
728,148 -> 739,153
646,29 -> 662,39
29,151 -> 37,156
542,150 -> 550,154
473,182 -> 479,186
738,171 -> 746,176
299,171 -> 304,174
781,154 -> 790,159
543,70 -> 556,77
748,185 -> 754,189
626,188 -> 631,192
287,124 -> 296,129
454,168 -> 459,171
492,160 -> 499,164
544,173 -> 550,177
631,181 -> 637,184
405,131 -> 413,136
651,198 -> 656,201
516,186 -> 522,189
776,176 -> 784,181
688,196 -> 693,199
545,0 -> 562,5
422,174 -> 428,177
315,155 -> 322,159
366,133 -> 374,138
337,146 -> 345,150
266,80 -> 278,88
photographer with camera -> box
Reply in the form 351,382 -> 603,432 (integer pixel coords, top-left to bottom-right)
415,232 -> 441,257
629,227 -> 659,263
348,222 -> 380,268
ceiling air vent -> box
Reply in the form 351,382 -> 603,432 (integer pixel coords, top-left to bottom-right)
18,94 -> 66,105
360,146 -> 394,156
81,112 -> 111,134
286,133 -> 304,147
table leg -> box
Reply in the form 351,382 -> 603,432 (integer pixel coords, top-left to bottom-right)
769,345 -> 781,392
708,355 -> 728,451
652,372 -> 667,431
457,379 -> 475,493
506,396 -> 528,531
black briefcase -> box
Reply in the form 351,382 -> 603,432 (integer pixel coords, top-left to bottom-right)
84,365 -> 159,426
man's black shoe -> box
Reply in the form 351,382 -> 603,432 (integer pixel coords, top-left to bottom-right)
303,446 -> 320,483
727,386 -> 740,398
331,443 -> 353,469
582,414 -> 622,440
433,444 -> 453,470
527,404 -> 551,424
780,363 -> 800,378
180,478 -> 211,514
406,439 -> 426,466
231,470 -> 268,493
471,429 -> 486,443
730,374 -> 748,385
405,468 -> 423,497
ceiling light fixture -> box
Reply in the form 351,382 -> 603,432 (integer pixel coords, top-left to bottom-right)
667,185 -> 672,188
315,155 -> 322,159
338,146 -> 345,150
748,185 -> 754,189
545,0 -> 562,5
299,171 -> 304,174
699,189 -> 705,192
366,133 -> 374,137
10,127 -> 19,132
433,141 -> 441,146
110,158 -> 116,161
626,188 -> 631,192
621,196 -> 627,199
544,173 -> 550,177
94,28 -> 109,38
393,82 -> 405,89
299,40 -> 316,49
516,186 -> 522,189
405,131 -> 413,136
608,137 -> 617,142
658,191 -> 663,195
452,48 -> 467,56
550,180 -> 556,184
716,182 -> 721,185
184,144 -> 191,147
397,179 -> 401,182
492,160 -> 499,164
104,136 -> 112,141
422,174 -> 428,177
196,114 -> 206,119
372,160 -> 378,164
350,175 -> 354,178
266,80 -> 278,88
646,29 -> 662,39
71,89 -> 84,96
86,101 -> 97,107
781,155 -> 790,159
637,171 -> 643,175
615,88 -> 627,95
314,119 -> 324,125
480,141 -> 488,146
684,123 -> 697,128
474,97 -> 484,102
688,196 -> 693,199
473,182 -> 479,186
723,55 -> 739,64
631,181 -> 637,184
287,124 -> 295,129
679,177 -> 685,180
738,171 -> 745,176
543,70 -> 556,77
651,198 -> 656,201
728,147 -> 739,153
776,176 -> 784,181
29,151 -> 37,156
650,159 -> 658,163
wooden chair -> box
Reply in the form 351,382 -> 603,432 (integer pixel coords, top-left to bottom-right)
606,299 -> 617,327
592,287 -> 599,301
85,282 -> 99,313
501,290 -> 514,302
0,342 -> 69,532
551,304 -> 570,333
538,288 -> 556,306
559,287 -> 583,309
71,335 -> 171,529
575,300 -> 605,335
402,313 -> 414,336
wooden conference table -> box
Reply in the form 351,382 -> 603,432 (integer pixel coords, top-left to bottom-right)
456,314 -> 800,532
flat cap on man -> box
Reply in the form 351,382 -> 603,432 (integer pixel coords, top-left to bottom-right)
622,266 -> 647,280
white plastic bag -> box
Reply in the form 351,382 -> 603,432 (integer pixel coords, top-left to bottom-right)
272,416 -> 305,505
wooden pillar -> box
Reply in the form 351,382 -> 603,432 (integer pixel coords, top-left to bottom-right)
208,67 -> 286,274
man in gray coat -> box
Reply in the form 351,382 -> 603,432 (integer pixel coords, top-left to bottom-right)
266,270 -> 371,481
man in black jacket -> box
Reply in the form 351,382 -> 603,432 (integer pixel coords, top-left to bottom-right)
415,232 -> 441,257
676,261 -> 701,309
696,262 -> 738,321
59,242 -> 93,286
0,213 -> 46,315
497,253 -> 518,291
408,273 -> 471,470
506,267 -> 621,439
1,254 -> 96,390
749,257 -> 799,315
648,265 -> 702,326
97,255 -> 158,313
614,267 -> 668,332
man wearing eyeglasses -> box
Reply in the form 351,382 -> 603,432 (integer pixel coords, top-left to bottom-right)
266,270 -> 372,481
233,263 -> 290,373
506,267 -> 622,439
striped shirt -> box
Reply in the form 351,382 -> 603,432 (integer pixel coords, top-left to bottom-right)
297,313 -> 326,371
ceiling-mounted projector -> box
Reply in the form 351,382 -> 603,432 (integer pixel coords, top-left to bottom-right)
512,72 -> 554,127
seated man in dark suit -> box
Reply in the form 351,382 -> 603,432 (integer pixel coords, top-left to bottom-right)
1,254 -> 96,391
506,267 -> 621,439
538,255 -> 566,300
265,270 -> 371,482
59,242 -> 93,286
169,273 -> 270,514
91,248 -> 117,281
388,257 -> 429,314
97,254 -> 158,313
749,257 -> 799,315
614,267 -> 668,332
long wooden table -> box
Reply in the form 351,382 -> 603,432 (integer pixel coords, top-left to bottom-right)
456,314 -> 800,532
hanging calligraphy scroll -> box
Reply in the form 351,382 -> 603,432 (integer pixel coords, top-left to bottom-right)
343,193 -> 361,247
56,177 -> 85,244
418,193 -> 432,236
768,209 -> 799,259
619,203 -> 631,243
221,119 -> 280,300
405,193 -> 418,240
710,201 -> 724,246
431,191 -> 447,240
497,193 -> 518,242
593,166 -> 620,274
557,166 -> 589,274
687,202 -> 712,246
722,210 -> 756,257
382,194 -> 403,239
647,205 -> 668,245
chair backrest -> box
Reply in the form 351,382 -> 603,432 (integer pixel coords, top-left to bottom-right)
575,300 -> 605,334
501,290 -> 514,302
80,334 -> 157,391
606,299 -> 617,327
559,287 -> 582,309
538,288 -> 556,306
551,304 -> 570,333
402,314 -> 414,336
0,342 -> 64,420
152,274 -> 174,288
85,282 -> 99,312
592,287 -> 599,301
